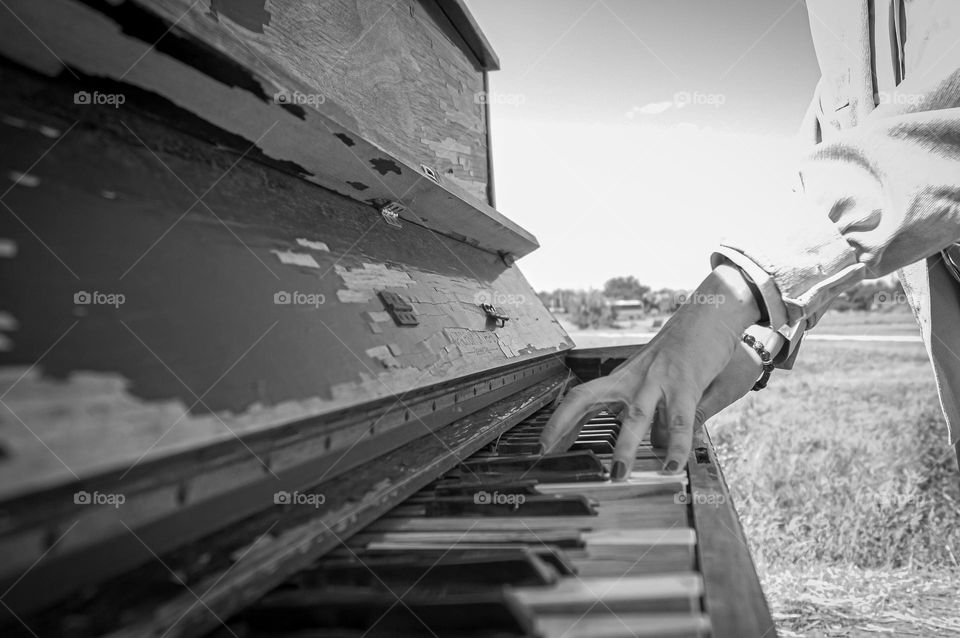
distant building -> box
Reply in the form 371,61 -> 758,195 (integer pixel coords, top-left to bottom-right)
610,299 -> 646,321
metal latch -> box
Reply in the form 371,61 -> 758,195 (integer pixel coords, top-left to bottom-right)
481,303 -> 509,328
378,291 -> 418,326
379,202 -> 406,229
420,164 -> 442,185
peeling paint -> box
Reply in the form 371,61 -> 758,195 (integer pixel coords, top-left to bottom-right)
365,345 -> 400,369
422,136 -> 471,164
0,366 -> 435,498
443,327 -> 507,358
0,312 -> 18,331
333,133 -> 355,147
346,181 -> 368,191
0,239 -> 17,258
271,250 -> 319,268
1,115 -> 27,129
365,311 -> 391,323
1,114 -> 59,138
369,158 -> 402,176
6,171 -> 40,188
334,263 -> 414,303
295,238 -> 329,252
337,290 -> 369,303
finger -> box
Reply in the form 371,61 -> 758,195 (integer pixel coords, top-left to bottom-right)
610,386 -> 660,481
539,380 -> 624,454
649,401 -> 669,449
661,392 -> 698,474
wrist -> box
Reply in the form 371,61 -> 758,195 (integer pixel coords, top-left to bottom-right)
703,264 -> 762,330
744,324 -> 785,362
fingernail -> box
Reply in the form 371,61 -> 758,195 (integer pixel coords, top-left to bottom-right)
611,461 -> 627,480
664,460 -> 679,473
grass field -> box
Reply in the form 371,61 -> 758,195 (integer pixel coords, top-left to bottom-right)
565,310 -> 960,635
808,308 -> 918,336
711,338 -> 960,637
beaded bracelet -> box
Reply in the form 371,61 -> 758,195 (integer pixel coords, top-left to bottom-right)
741,333 -> 775,391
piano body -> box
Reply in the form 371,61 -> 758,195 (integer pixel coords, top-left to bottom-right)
0,1 -> 775,636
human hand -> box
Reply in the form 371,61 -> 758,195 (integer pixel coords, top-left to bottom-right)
649,337 -> 766,448
539,264 -> 761,479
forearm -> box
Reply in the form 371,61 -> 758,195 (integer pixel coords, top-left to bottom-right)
696,263 -> 762,331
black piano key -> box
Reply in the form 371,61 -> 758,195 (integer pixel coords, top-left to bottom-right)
432,479 -> 541,497
569,440 -> 615,455
458,451 -> 605,477
423,494 -> 597,517
294,551 -> 559,589
242,588 -> 536,636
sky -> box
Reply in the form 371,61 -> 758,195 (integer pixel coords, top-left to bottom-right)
463,0 -> 822,291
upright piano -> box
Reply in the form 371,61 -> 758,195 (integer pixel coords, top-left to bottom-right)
0,1 -> 776,636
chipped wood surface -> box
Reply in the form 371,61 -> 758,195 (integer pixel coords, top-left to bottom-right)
0,61 -> 570,505
688,430 -> 778,637
46,374 -> 565,638
0,358 -> 564,615
180,0 -> 494,201
0,0 -> 536,257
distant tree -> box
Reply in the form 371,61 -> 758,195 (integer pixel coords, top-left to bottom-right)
833,279 -> 906,312
603,276 -> 650,300
572,290 -> 615,329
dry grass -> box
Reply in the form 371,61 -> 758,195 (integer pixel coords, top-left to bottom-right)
710,336 -> 960,636
765,565 -> 960,637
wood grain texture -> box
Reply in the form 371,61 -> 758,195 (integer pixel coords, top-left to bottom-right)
687,429 -> 778,637
0,61 -> 569,498
535,613 -> 710,638
0,59 -> 571,613
93,374 -> 564,638
0,0 -> 536,256
512,574 -> 703,613
148,0 -> 492,202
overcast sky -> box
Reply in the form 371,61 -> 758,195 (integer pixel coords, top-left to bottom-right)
464,0 -> 822,291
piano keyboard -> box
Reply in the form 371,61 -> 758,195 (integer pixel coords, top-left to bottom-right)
224,407 -> 715,637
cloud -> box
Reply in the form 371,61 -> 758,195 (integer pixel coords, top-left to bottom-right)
626,100 -> 674,118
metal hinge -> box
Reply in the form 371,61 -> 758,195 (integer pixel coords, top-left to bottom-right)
481,303 -> 510,328
420,164 -> 442,185
379,202 -> 406,229
379,291 -> 419,326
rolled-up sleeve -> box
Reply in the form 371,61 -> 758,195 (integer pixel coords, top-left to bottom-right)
715,63 -> 960,348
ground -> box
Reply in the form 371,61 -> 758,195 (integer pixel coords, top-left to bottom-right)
564,310 -> 960,637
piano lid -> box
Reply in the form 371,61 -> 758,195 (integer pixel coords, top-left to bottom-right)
3,0 -> 531,258
0,0 -> 572,500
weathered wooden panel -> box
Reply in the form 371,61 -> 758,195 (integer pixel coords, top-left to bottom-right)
0,0 -> 534,257
0,61 -> 571,504
3,375 -> 566,636
156,0 -> 493,202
